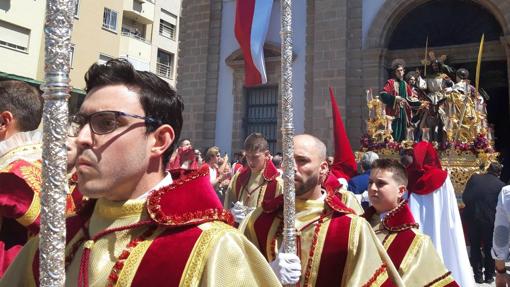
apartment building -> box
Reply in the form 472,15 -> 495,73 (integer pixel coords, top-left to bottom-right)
151,1 -> 180,87
0,0 -> 181,98
0,0 -> 46,80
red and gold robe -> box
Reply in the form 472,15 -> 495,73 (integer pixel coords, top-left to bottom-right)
242,191 -> 402,286
0,133 -> 84,277
0,166 -> 281,287
0,132 -> 44,278
224,159 -> 282,208
364,202 -> 458,286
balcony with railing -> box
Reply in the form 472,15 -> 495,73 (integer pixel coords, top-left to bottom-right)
123,0 -> 154,24
156,62 -> 173,79
119,29 -> 152,65
121,27 -> 151,44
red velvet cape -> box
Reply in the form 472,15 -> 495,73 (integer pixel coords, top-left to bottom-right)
364,201 -> 459,287
255,193 -> 390,287
381,78 -> 414,118
31,166 -> 234,286
234,159 -> 279,203
0,159 -> 42,277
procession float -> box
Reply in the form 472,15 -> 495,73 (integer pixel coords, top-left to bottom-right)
359,41 -> 499,205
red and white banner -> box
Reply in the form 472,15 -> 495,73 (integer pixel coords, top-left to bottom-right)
235,0 -> 274,87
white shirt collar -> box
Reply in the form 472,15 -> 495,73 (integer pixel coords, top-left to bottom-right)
136,172 -> 173,200
379,211 -> 388,221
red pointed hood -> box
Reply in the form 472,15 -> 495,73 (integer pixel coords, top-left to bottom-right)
407,141 -> 448,195
329,87 -> 357,181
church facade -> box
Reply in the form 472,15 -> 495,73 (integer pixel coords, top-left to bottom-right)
176,0 -> 510,173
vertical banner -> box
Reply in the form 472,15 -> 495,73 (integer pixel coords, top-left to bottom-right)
40,0 -> 74,285
235,0 -> 274,86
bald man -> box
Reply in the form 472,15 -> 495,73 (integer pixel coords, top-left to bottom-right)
241,134 -> 402,286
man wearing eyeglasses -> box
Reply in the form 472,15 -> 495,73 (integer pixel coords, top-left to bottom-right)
1,59 -> 280,286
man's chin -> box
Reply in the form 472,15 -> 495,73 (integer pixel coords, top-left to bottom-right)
78,182 -> 106,199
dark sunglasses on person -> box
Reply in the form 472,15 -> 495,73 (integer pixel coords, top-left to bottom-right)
68,110 -> 161,137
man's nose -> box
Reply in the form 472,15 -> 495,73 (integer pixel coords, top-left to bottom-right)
75,123 -> 94,148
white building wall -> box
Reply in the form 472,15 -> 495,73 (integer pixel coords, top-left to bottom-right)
0,0 -> 46,78
152,0 -> 181,86
216,0 -> 306,155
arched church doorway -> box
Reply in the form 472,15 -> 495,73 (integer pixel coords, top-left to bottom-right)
386,0 -> 510,181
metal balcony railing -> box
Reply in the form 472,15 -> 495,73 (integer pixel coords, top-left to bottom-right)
121,29 -> 151,44
156,62 -> 173,79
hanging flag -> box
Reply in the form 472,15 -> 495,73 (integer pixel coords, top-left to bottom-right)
235,0 -> 273,86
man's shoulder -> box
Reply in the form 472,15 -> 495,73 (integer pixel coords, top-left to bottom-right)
329,211 -> 367,227
500,185 -> 510,201
156,221 -> 237,239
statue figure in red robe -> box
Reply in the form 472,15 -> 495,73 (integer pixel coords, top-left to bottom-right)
380,60 -> 422,142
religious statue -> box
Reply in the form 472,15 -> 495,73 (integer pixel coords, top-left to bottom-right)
379,59 -> 423,142
416,51 -> 454,144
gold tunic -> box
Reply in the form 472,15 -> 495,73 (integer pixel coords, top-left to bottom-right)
242,195 -> 403,286
224,170 -> 283,208
0,198 -> 282,287
368,213 -> 457,286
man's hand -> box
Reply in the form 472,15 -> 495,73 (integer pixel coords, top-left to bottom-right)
495,272 -> 509,287
269,252 -> 301,285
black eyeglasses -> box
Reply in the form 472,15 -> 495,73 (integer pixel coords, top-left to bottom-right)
68,110 -> 162,137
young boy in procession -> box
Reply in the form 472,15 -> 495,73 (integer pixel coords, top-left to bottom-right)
364,158 -> 458,286
224,132 -> 282,223
0,59 -> 280,286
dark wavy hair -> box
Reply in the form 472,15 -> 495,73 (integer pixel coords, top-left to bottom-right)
84,58 -> 183,166
371,158 -> 408,186
0,80 -> 42,132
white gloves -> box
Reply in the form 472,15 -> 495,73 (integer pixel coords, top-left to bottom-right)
354,190 -> 370,205
231,201 -> 247,223
270,251 -> 301,285
360,190 -> 369,203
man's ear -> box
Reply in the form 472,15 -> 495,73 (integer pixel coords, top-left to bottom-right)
0,111 -> 13,128
319,161 -> 329,181
150,124 -> 175,159
0,111 -> 14,137
398,185 -> 407,199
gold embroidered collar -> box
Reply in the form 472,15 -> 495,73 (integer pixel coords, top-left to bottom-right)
95,198 -> 146,219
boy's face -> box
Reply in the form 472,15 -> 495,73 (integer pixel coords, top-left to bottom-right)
368,168 -> 406,213
245,150 -> 268,173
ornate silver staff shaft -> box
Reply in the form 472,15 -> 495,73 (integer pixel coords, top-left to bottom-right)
280,0 -> 296,258
40,0 -> 75,286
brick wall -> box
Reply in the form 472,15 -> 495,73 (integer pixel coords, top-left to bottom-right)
305,0 -> 351,153
176,0 -> 222,150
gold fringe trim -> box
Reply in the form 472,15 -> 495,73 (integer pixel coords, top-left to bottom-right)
16,193 -> 40,227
